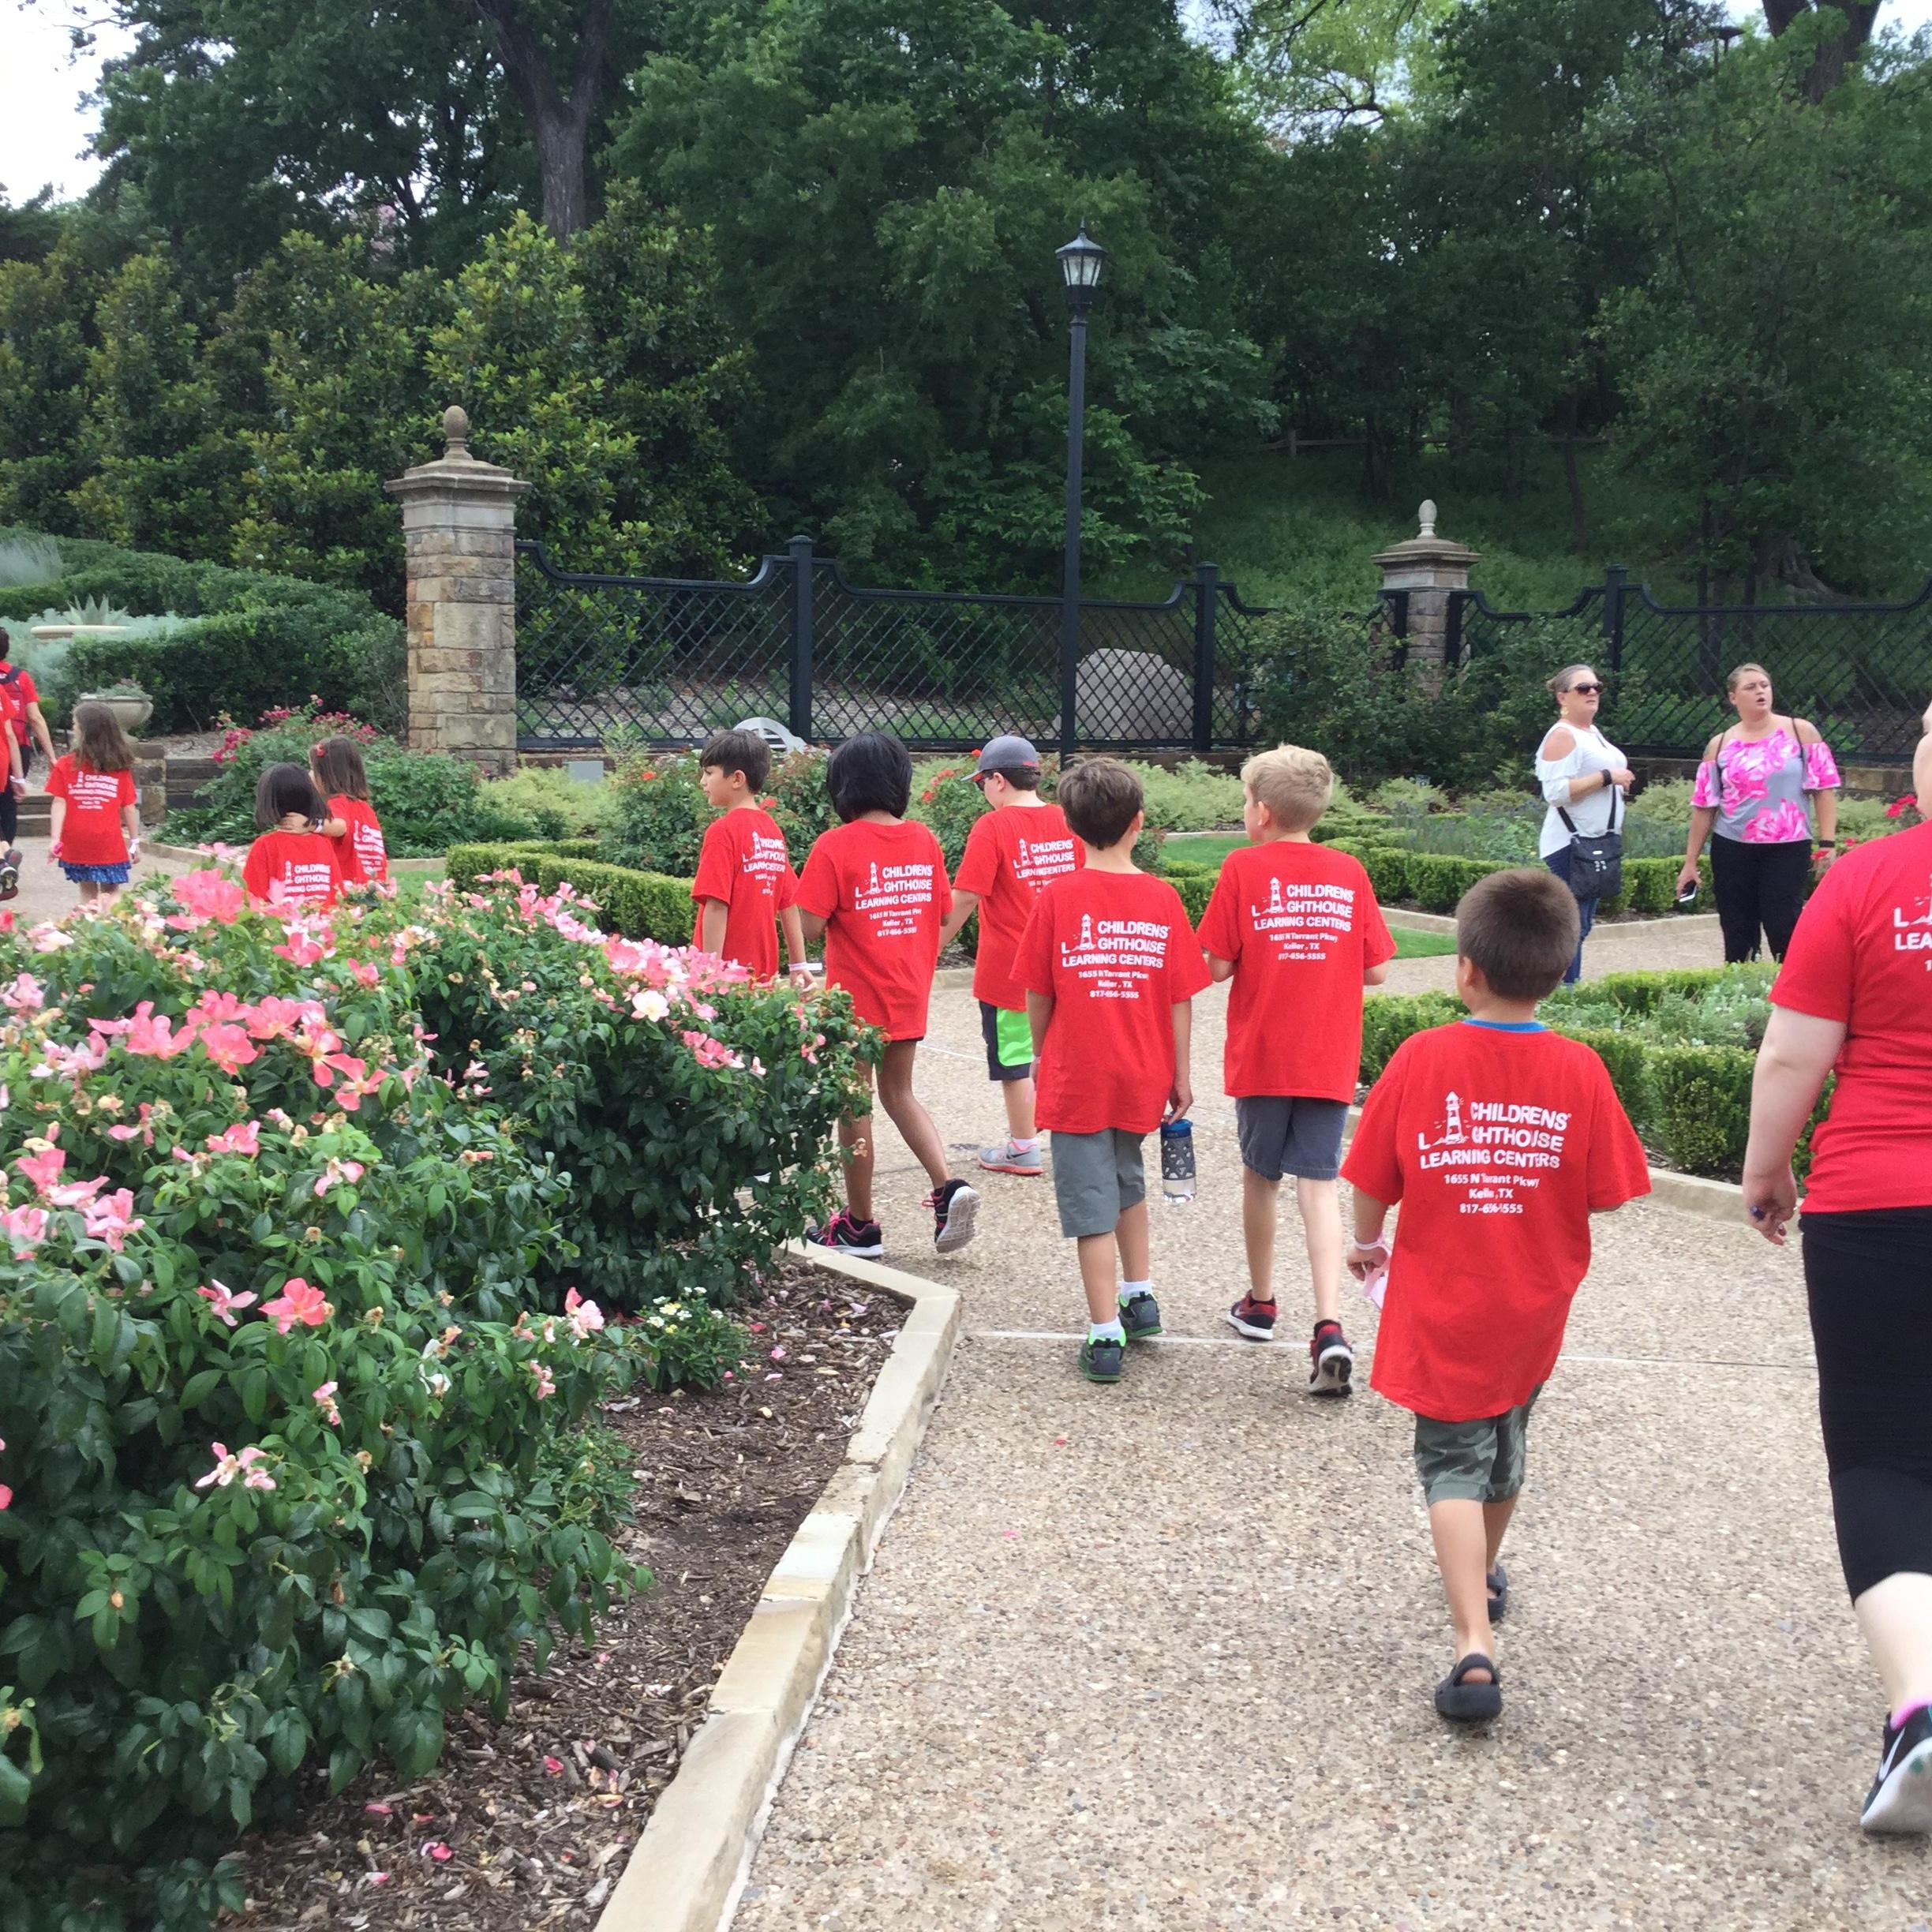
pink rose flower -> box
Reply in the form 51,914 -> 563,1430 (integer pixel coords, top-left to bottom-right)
197,1280 -> 257,1327
261,1279 -> 333,1333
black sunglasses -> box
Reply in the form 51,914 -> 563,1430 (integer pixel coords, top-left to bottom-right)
1567,681 -> 1604,695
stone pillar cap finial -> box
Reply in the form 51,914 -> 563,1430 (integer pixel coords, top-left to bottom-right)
442,405 -> 472,460
1418,499 -> 1437,539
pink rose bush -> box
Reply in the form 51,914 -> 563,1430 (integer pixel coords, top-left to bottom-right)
0,871 -> 848,1926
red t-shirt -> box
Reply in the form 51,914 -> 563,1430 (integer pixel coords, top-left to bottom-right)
953,803 -> 1083,1011
1342,1021 -> 1651,1421
1196,840 -> 1395,1102
243,829 -> 343,910
47,754 -> 136,867
1014,868 -> 1213,1136
691,807 -> 797,982
328,796 -> 389,885
0,665 -> 39,747
1771,820 -> 1932,1212
795,818 -> 951,1039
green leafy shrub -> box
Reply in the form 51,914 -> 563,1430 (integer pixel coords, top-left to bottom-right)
166,703 -> 529,856
1359,991 -> 1462,1080
0,526 -> 406,732
602,754 -> 710,877
1646,1045 -> 1757,1174
423,863 -> 874,1308
0,886 -> 646,1929
1133,759 -> 1245,832
766,749 -> 841,857
481,766 -> 621,841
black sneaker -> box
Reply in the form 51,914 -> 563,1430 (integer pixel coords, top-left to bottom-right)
1118,1290 -> 1163,1342
1079,1333 -> 1125,1383
1224,1294 -> 1277,1341
805,1210 -> 884,1260
1863,1705 -> 1932,1833
1309,1320 -> 1354,1398
927,1178 -> 979,1254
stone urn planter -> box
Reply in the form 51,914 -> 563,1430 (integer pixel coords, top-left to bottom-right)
77,686 -> 154,736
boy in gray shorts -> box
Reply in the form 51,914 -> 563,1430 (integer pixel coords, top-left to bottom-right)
1013,759 -> 1211,1383
1196,746 -> 1395,1394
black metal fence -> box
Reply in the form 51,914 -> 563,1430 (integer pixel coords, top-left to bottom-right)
1451,569 -> 1932,763
514,537 -> 1289,754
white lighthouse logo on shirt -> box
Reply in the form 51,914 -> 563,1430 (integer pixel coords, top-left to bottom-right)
1268,877 -> 1284,912
868,861 -> 881,896
1893,872 -> 1932,961
1078,912 -> 1095,950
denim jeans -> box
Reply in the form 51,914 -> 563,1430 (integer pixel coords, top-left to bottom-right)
1544,847 -> 1596,984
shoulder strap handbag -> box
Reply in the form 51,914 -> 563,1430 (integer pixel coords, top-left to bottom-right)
1554,769 -> 1623,904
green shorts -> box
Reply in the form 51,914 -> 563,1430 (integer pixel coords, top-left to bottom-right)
1411,1387 -> 1543,1507
979,1002 -> 1034,1083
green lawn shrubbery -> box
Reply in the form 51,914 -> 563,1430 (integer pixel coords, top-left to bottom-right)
167,702 -> 536,858
1359,967 -> 1821,1178
0,861 -> 869,1927
0,526 -> 405,732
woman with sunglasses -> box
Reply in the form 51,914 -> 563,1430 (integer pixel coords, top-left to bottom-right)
1536,664 -> 1634,984
1676,662 -> 1840,963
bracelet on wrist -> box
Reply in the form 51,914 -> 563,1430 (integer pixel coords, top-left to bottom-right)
1818,839 -> 1837,849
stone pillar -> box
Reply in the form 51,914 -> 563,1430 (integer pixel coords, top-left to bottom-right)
384,406 -> 530,776
1371,500 -> 1480,669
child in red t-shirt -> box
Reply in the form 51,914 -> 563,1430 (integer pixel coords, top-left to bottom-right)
1342,869 -> 1649,1724
691,728 -> 809,987
242,764 -> 343,911
938,734 -> 1082,1180
47,702 -> 141,903
1016,758 -> 1211,1385
796,732 -> 977,1259
311,736 -> 390,886
1199,744 -> 1395,1395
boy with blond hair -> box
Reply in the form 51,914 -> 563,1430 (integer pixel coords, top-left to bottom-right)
1343,869 -> 1649,1720
1016,758 -> 1210,1383
1197,744 -> 1395,1394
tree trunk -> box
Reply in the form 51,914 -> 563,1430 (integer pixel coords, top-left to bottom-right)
1762,1 -> 1881,101
470,0 -> 617,238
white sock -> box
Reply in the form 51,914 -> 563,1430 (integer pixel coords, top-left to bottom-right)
1118,1279 -> 1151,1306
1088,1316 -> 1125,1342
1011,1135 -> 1039,1151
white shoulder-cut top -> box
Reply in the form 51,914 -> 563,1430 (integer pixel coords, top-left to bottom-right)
1535,724 -> 1623,861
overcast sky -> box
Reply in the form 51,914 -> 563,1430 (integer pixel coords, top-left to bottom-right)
5,0 -> 1932,206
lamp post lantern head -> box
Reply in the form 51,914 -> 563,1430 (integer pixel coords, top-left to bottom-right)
1056,227 -> 1106,313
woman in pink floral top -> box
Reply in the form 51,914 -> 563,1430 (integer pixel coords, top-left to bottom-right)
1678,661 -> 1841,962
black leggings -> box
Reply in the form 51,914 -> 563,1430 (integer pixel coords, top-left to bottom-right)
1709,834 -> 1810,963
1804,1208 -> 1932,1601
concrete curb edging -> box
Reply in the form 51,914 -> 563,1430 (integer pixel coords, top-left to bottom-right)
1381,906 -> 1723,937
595,1245 -> 960,1932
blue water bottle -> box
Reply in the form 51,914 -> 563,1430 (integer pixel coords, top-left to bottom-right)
1159,1120 -> 1196,1203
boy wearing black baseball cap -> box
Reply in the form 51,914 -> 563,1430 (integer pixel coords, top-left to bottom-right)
939,736 -> 1082,1177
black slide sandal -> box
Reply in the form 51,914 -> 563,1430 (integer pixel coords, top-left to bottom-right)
1435,1653 -> 1503,1723
1487,1563 -> 1508,1624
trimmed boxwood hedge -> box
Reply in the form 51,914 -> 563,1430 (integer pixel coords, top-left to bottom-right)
1323,842 -> 1714,918
447,842 -> 694,943
1357,972 -> 1825,1180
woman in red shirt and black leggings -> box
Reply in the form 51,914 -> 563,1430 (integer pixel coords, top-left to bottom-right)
1746,697 -> 1932,1834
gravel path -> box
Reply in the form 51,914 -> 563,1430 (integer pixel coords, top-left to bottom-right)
733,921 -> 1928,1930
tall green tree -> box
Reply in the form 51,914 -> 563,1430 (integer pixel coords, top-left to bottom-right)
609,0 -> 1276,586
1598,28 -> 1932,594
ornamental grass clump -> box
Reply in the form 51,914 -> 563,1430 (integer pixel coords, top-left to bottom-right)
0,856 -> 863,1928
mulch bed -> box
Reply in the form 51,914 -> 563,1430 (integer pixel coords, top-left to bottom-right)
234,1260 -> 902,1930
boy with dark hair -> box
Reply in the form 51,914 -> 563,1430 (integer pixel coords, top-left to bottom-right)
940,735 -> 1081,1178
796,732 -> 979,1257
1016,758 -> 1210,1383
1199,743 -> 1395,1393
691,728 -> 811,988
1342,867 -> 1649,1722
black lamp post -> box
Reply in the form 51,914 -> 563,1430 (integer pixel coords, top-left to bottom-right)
1056,227 -> 1106,760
